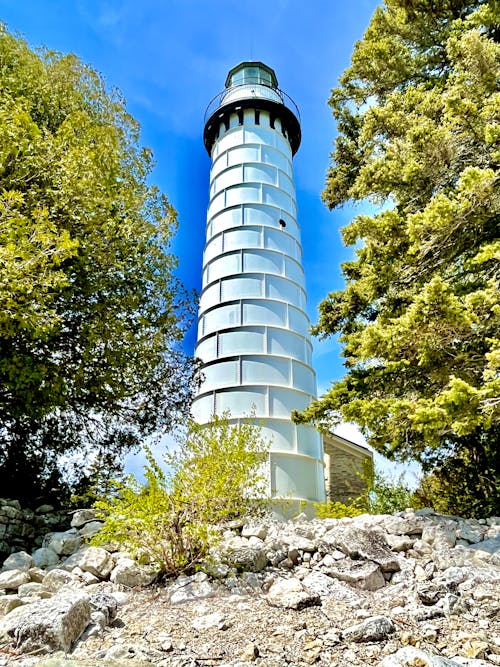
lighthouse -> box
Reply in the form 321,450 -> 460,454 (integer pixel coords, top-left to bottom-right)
192,62 -> 326,503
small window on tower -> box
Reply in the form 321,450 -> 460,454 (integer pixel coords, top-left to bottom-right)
279,218 -> 287,228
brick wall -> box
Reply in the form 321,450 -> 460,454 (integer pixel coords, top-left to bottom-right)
323,433 -> 373,504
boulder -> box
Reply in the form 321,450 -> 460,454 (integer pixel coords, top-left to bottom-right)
1,551 -> 34,572
321,526 -> 400,572
88,592 -> 118,624
223,545 -> 268,572
109,558 -> 157,587
191,611 -> 227,631
343,615 -> 396,642
77,521 -> 103,538
0,591 -> 90,652
301,571 -> 364,604
0,568 -> 30,591
0,595 -> 23,616
324,558 -> 386,591
32,547 -> 60,569
62,546 -> 114,579
42,569 -> 81,592
70,509 -> 99,528
44,530 -> 83,556
266,577 -> 321,610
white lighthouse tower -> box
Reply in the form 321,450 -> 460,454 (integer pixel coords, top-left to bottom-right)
192,62 -> 326,503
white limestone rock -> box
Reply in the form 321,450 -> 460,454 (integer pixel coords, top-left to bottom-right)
321,526 -> 400,573
266,577 -> 320,610
109,558 -> 157,587
223,545 -> 268,572
324,558 -> 386,591
0,568 -> 30,591
1,551 -> 34,572
42,568 -> 81,592
0,591 -> 90,653
191,611 -> 227,631
0,595 -> 23,616
62,546 -> 114,579
380,646 -> 462,666
301,570 -> 364,604
70,509 -> 99,528
343,615 -> 396,642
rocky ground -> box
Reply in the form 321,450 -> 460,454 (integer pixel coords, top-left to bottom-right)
0,504 -> 498,666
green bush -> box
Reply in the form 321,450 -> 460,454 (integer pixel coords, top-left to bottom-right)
364,466 -> 417,514
314,500 -> 364,519
92,414 -> 268,576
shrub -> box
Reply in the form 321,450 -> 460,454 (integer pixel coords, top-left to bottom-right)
314,500 -> 364,519
92,414 -> 268,576
364,467 -> 417,514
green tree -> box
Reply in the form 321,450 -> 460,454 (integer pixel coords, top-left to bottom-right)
0,26 -> 197,504
294,1 -> 500,516
93,415 -> 268,576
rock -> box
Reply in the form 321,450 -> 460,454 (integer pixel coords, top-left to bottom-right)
321,526 -> 400,572
241,524 -> 268,540
62,546 -> 114,579
77,521 -> 103,538
32,547 -> 60,569
422,524 -> 457,549
266,577 -> 321,610
17,582 -> 47,598
0,595 -> 23,615
168,573 -> 220,604
386,534 -> 415,552
42,568 -> 81,592
223,545 -> 268,572
380,646 -> 462,666
70,509 -> 99,528
417,582 -> 447,605
343,615 -> 396,642
325,558 -> 386,591
240,642 -> 259,661
44,530 -> 84,556
457,523 -> 486,544
109,558 -> 157,587
0,591 -> 90,652
0,568 -> 30,591
88,592 -> 118,624
1,551 -> 34,572
469,535 -> 500,556
381,516 -> 423,536
192,611 -> 227,631
301,570 -> 364,604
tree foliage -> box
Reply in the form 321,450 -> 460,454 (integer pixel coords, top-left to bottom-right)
294,1 -> 499,515
92,415 -> 268,577
0,26 -> 197,503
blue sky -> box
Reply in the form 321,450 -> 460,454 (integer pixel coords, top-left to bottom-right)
0,1 -> 421,478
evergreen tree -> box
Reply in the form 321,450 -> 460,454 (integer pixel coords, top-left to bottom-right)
294,1 -> 499,515
0,26 -> 197,503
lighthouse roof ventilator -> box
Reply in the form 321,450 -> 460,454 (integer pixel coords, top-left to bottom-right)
192,62 -> 326,503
